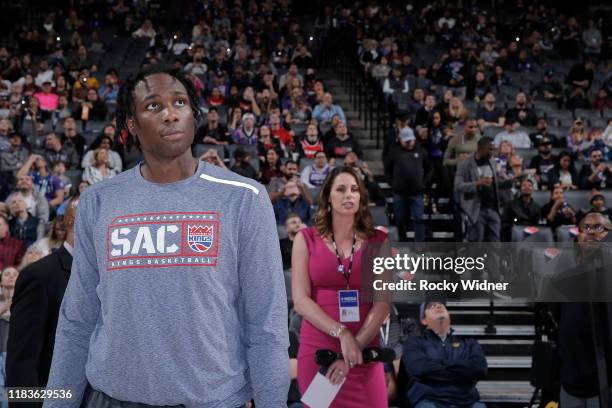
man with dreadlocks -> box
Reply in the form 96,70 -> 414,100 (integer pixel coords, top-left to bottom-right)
43,66 -> 289,408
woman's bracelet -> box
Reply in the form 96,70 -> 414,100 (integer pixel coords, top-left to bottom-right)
329,324 -> 347,338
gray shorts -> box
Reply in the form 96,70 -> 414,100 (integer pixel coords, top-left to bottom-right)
80,384 -> 245,408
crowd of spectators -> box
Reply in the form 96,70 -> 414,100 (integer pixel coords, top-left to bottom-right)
0,0 -> 610,407
323,1 -> 612,245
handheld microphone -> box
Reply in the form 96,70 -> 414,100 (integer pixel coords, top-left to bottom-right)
315,347 -> 396,367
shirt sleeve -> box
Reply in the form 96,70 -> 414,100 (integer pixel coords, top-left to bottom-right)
237,187 -> 290,407
43,192 -> 101,408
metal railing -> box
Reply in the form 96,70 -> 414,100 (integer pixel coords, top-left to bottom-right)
333,47 -> 390,149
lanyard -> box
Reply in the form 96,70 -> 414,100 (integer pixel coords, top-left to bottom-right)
331,233 -> 356,288
379,320 -> 390,346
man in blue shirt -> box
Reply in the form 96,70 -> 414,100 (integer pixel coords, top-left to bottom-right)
312,92 -> 346,124
402,299 -> 488,408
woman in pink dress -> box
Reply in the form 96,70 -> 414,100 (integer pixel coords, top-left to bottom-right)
292,166 -> 391,408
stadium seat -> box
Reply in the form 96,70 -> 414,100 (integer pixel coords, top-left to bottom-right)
193,144 -> 225,159
227,144 -> 257,160
531,191 -> 549,207
277,224 -> 288,240
370,206 -> 390,226
556,225 -> 579,242
299,158 -> 314,172
562,190 -> 591,212
511,226 -> 554,242
65,169 -> 83,189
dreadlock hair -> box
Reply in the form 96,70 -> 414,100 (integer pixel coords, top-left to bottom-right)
115,64 -> 202,150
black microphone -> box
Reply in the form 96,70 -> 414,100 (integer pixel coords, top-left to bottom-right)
315,347 -> 396,367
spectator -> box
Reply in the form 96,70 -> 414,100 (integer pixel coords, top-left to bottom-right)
592,88 -> 612,111
260,148 -> 283,186
425,111 -> 452,206
494,119 -> 531,148
72,88 -> 108,122
61,117 -> 85,159
455,137 -> 507,242
547,151 -> 579,191
301,150 -> 331,188
563,118 -> 589,157
466,70 -> 490,102
0,214 -> 24,270
442,44 -> 467,99
279,212 -> 305,270
257,125 -> 286,162
194,108 -> 230,146
490,65 -> 512,88
312,92 -> 346,124
17,155 -> 64,210
82,148 -> 118,185
269,160 -> 313,205
530,70 -> 563,106
528,137 -> 557,185
269,114 -> 294,150
476,92 -> 505,129
541,186 -> 577,230
98,73 -> 120,104
52,161 -> 71,196
273,180 -> 311,225
296,123 -> 324,160
29,214 -> 65,256
14,175 -> 48,231
566,60 -> 595,109
0,265 -> 17,395
556,213 -> 612,408
414,94 -> 437,129
230,147 -> 257,180
445,97 -> 470,126
502,179 -> 542,239
43,133 -> 79,170
529,118 -> 559,147
72,70 -> 100,101
81,135 -> 122,172
32,81 -> 58,113
443,118 -> 480,167
480,43 -> 499,68
325,121 -> 363,160
582,19 -> 602,57
6,193 -> 43,248
34,59 -> 53,87
371,56 -> 391,81
55,94 -> 72,120
505,92 -> 537,127
578,148 -> 612,190
199,149 -> 228,171
68,46 -> 94,73
402,299 -> 487,408
383,67 -> 410,96
132,19 -> 156,40
231,113 -> 259,146
577,191 -> 612,221
0,133 -> 28,175
412,67 -> 433,93
385,127 -> 431,242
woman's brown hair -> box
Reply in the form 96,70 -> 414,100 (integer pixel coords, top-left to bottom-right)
314,166 -> 376,239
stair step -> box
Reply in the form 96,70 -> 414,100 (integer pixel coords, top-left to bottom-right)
477,381 -> 535,403
487,355 -> 532,368
452,324 -> 535,337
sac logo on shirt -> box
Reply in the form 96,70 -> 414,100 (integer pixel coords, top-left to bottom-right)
106,212 -> 220,271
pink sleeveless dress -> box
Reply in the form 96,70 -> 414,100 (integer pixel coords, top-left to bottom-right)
297,227 -> 388,408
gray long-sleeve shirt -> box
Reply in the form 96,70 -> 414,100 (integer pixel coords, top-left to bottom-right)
43,161 -> 289,408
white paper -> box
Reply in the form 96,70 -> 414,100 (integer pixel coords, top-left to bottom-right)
301,372 -> 345,408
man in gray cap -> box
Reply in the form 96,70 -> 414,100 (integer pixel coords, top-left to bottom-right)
384,126 -> 431,242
